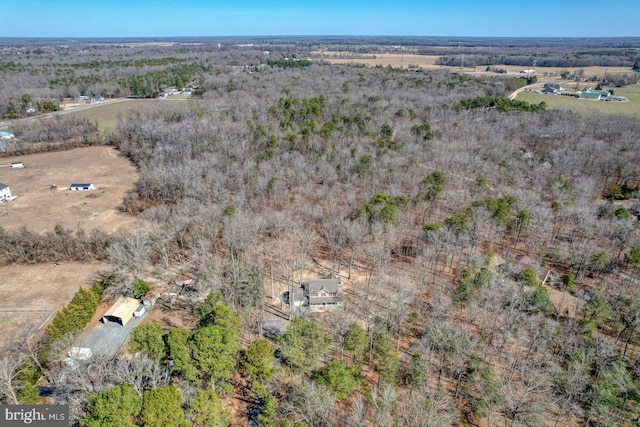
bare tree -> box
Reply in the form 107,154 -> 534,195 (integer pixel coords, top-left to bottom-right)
0,352 -> 25,404
281,380 -> 336,427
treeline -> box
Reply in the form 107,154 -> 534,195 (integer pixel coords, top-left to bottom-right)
45,280 -> 108,347
118,62 -> 211,98
267,58 -> 312,68
0,226 -> 112,264
1,116 -> 102,158
455,96 -> 547,112
436,49 -> 640,68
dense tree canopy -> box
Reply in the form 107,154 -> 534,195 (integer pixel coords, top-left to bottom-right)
81,384 -> 141,427
2,38 -> 640,427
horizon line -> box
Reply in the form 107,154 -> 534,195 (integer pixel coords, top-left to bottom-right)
1,35 -> 639,40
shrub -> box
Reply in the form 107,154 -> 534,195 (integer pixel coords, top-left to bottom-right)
132,278 -> 149,299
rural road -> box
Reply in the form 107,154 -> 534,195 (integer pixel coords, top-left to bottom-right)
509,82 -> 544,100
0,98 -> 131,130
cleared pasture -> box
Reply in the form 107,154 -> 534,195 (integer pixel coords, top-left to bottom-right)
0,145 -> 138,352
63,98 -> 156,131
0,262 -> 107,352
516,83 -> 640,117
312,51 -> 635,77
0,146 -> 138,234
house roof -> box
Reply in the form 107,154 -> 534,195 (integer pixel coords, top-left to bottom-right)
70,183 -> 93,187
305,277 -> 340,294
0,183 -> 8,190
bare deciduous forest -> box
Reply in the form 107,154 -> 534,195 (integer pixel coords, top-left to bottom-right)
1,38 -> 640,427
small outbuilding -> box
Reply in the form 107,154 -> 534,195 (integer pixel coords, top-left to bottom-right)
102,297 -> 140,326
69,183 -> 95,191
0,183 -> 13,202
133,305 -> 146,318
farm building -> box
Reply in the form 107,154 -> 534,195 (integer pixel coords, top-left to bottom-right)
0,183 -> 13,202
101,297 -> 141,326
579,90 -> 609,100
69,183 -> 95,191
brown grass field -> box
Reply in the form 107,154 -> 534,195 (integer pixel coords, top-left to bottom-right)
0,146 -> 139,351
312,51 -> 635,77
0,262 -> 108,352
0,146 -> 138,234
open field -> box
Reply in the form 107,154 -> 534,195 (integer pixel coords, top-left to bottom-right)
312,51 -> 635,77
0,146 -> 138,234
64,96 -> 195,131
516,83 -> 640,117
312,52 -> 444,69
0,262 -> 107,352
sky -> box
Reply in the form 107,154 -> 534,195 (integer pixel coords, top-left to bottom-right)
1,0 -> 639,38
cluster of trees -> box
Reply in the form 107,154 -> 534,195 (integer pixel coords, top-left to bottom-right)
119,62 -> 211,98
455,95 -> 547,112
0,225 -> 111,264
45,280 -> 108,350
1,40 -> 639,425
108,57 -> 639,425
267,58 -> 312,68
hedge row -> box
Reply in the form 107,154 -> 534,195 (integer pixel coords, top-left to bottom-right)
44,279 -> 109,347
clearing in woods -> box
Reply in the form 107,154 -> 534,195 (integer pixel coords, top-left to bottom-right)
516,83 -> 640,117
0,146 -> 139,352
63,95 -> 195,131
0,146 -> 138,234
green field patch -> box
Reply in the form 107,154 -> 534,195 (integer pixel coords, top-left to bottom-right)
516,83 -> 640,117
65,98 -> 196,131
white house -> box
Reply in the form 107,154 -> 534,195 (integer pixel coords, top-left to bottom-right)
0,183 -> 13,202
69,183 -> 95,191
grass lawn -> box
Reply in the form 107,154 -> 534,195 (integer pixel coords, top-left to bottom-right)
516,83 -> 640,117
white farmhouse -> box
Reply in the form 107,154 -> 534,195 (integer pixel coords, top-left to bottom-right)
0,182 -> 13,202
